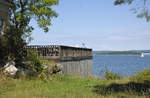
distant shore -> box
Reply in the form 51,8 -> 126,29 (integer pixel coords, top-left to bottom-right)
93,50 -> 150,55
93,51 -> 142,55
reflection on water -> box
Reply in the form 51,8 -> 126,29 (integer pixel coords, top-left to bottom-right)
93,55 -> 150,77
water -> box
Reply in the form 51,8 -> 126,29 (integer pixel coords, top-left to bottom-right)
93,55 -> 150,77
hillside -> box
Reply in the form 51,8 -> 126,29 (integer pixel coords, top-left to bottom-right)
93,50 -> 150,55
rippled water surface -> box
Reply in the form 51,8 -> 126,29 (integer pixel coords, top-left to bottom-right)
93,55 -> 150,77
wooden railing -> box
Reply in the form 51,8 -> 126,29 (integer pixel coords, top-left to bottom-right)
26,45 -> 92,61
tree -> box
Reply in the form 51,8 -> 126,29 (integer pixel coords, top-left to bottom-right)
114,0 -> 150,22
0,0 -> 59,67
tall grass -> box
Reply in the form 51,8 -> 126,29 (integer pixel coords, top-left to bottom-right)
101,67 -> 123,80
0,74 -> 148,98
1,66 -> 150,98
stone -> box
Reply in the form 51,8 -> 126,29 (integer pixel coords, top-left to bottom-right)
51,64 -> 63,74
3,61 -> 18,76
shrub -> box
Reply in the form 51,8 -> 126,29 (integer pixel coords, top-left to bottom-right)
24,49 -> 62,81
131,68 -> 150,82
26,49 -> 43,73
102,67 -> 123,80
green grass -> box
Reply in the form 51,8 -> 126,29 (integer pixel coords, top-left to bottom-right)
0,74 -> 149,98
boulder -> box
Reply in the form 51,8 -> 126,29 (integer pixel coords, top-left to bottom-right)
51,64 -> 63,74
3,61 -> 18,76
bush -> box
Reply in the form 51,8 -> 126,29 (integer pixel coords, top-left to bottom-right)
131,68 -> 150,82
25,49 -> 62,81
26,49 -> 43,73
102,67 -> 123,80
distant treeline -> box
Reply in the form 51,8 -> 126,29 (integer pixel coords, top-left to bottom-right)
93,51 -> 141,55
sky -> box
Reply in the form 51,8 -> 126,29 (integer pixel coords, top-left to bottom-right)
30,0 -> 150,51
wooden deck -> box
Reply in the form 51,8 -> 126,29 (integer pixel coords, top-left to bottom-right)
26,45 -> 92,61
26,45 -> 93,77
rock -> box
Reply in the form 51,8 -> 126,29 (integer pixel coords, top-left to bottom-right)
51,64 -> 63,74
3,61 -> 18,76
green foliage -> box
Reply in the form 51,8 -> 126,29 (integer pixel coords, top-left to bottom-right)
102,67 -> 123,80
0,75 -> 147,98
0,0 -> 59,66
114,0 -> 133,5
4,28 -> 27,67
114,0 -> 150,22
26,49 -> 61,81
10,0 -> 59,33
26,49 -> 43,73
131,68 -> 150,82
126,74 -> 130,79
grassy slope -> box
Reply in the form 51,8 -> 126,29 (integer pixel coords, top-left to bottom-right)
0,75 -> 147,98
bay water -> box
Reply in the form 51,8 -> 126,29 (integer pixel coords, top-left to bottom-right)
93,55 -> 150,77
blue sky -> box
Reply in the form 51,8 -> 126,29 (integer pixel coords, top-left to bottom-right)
30,0 -> 150,51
